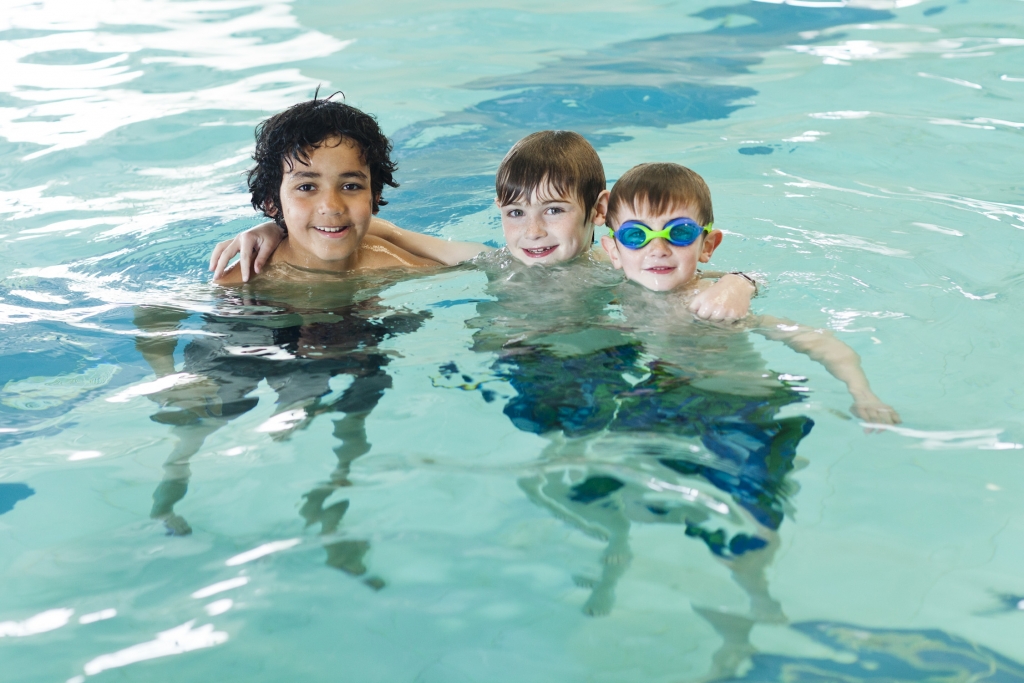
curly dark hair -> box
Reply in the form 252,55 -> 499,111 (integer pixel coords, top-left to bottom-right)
247,93 -> 398,230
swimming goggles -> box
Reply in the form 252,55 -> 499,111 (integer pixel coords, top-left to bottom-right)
609,217 -> 712,250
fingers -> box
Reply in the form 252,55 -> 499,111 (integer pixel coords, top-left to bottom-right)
209,238 -> 232,272
689,297 -> 742,322
212,237 -> 240,281
214,244 -> 235,281
252,236 -> 273,276
853,402 -> 902,428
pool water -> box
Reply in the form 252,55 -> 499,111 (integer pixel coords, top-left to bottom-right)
2,0 -> 1024,681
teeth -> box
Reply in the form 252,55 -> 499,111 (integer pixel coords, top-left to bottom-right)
315,226 -> 346,233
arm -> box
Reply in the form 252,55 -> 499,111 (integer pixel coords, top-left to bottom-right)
209,217 -> 493,281
368,218 -> 492,266
689,273 -> 756,322
753,315 -> 901,425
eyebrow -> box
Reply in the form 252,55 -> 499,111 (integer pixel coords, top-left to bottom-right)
504,196 -> 573,206
287,170 -> 369,179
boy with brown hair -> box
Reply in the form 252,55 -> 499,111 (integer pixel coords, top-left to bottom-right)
600,161 -> 899,424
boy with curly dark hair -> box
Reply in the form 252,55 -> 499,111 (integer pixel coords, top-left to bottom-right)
215,95 -> 442,283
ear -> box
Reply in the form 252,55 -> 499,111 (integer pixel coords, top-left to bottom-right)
600,235 -> 624,270
589,189 -> 610,227
698,229 -> 723,263
263,200 -> 278,218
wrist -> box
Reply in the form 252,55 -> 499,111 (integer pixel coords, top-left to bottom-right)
728,271 -> 758,295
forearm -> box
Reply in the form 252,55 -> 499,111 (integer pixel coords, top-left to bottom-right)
757,317 -> 872,395
369,217 -> 491,266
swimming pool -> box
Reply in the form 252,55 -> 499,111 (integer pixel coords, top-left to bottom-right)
2,0 -> 1024,680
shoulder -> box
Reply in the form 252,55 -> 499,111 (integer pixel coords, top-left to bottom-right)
213,263 -> 247,285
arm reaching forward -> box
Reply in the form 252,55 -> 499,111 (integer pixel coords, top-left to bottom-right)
368,218 -> 493,266
754,315 -> 901,425
210,218 -> 492,281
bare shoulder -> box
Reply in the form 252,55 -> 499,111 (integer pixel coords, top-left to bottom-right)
357,235 -> 443,269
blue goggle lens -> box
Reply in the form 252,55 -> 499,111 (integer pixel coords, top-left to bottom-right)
617,225 -> 650,249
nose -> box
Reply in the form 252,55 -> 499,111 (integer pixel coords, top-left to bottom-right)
319,188 -> 347,215
524,214 -> 547,239
645,237 -> 672,256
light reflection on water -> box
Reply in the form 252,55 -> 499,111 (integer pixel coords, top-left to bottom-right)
1,0 -> 1024,680
1,0 -> 346,157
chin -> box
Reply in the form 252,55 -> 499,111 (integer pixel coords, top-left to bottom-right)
632,274 -> 682,292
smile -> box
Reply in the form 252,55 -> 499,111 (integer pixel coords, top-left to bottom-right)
645,266 -> 676,274
313,226 -> 350,236
521,246 -> 558,258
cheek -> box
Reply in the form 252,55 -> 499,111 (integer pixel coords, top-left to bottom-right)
553,220 -> 583,245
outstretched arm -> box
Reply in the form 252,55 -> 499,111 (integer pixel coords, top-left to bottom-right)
209,218 -> 493,281
753,315 -> 900,425
369,218 -> 493,266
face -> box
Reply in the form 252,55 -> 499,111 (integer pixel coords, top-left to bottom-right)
498,182 -> 607,266
600,201 -> 722,292
276,136 -> 374,268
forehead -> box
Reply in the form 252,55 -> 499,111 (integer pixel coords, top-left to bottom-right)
617,198 -> 699,223
284,136 -> 367,173
503,178 -> 582,207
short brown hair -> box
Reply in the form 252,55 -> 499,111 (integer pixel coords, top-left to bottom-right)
607,163 -> 713,228
495,131 -> 606,220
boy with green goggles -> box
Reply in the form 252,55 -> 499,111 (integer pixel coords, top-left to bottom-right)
600,161 -> 900,426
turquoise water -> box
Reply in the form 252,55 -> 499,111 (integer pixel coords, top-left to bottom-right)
2,0 -> 1024,681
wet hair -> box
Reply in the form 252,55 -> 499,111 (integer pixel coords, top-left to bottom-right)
247,92 -> 398,229
495,130 -> 606,221
607,163 -> 714,228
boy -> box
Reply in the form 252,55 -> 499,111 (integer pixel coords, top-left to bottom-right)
600,161 -> 900,425
214,96 -> 442,283
136,98 -> 444,585
212,130 -> 756,320
440,162 -> 900,624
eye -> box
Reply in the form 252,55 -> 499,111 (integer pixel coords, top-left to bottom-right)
342,182 -> 364,191
544,206 -> 565,215
297,183 -> 316,192
506,209 -> 524,218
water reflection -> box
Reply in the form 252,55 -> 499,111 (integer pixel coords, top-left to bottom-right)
434,254 -> 819,677
1,0 -> 345,157
135,275 -> 430,587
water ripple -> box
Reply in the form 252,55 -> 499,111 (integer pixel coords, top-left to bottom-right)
0,0 -> 348,158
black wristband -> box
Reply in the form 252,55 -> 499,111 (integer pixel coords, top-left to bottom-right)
729,271 -> 759,295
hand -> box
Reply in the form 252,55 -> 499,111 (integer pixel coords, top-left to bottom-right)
851,396 -> 901,426
689,273 -> 754,322
209,222 -> 285,282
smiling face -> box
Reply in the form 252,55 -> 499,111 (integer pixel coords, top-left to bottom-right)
275,136 -> 374,270
498,182 -> 605,266
600,200 -> 722,292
